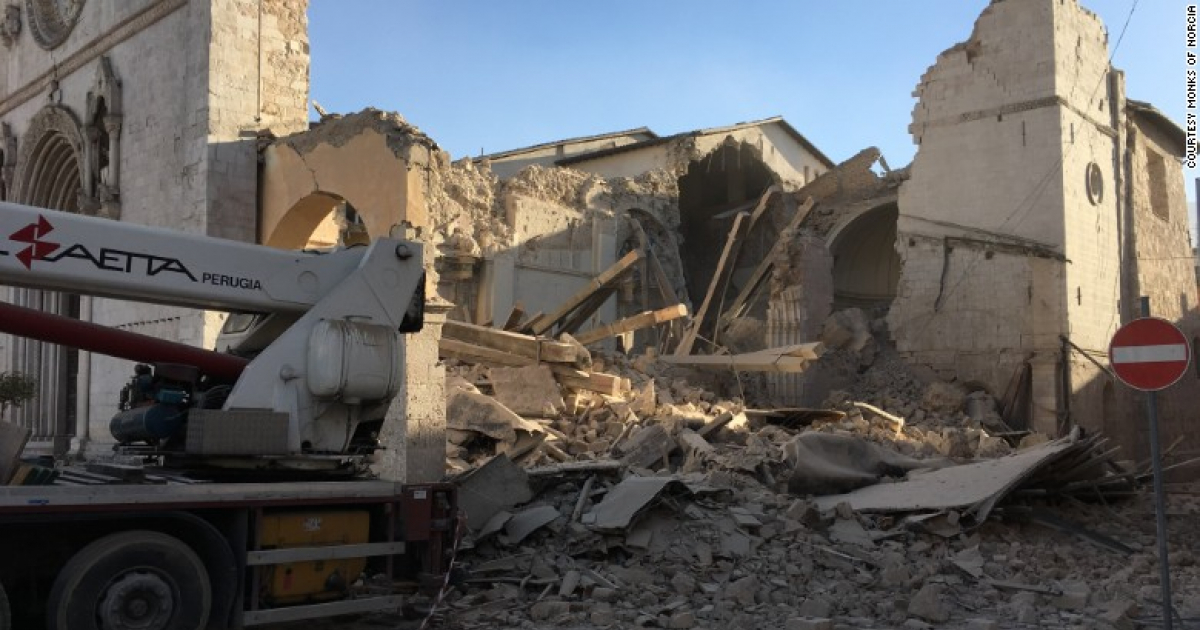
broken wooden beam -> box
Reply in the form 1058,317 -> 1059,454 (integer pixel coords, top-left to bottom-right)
661,353 -> 810,373
661,343 -> 824,373
716,196 -> 816,330
439,339 -> 627,395
502,303 -> 527,331
549,365 -> 630,396
558,287 -> 617,335
531,249 -> 644,336
442,320 -> 578,364
574,304 -> 689,346
675,211 -> 750,356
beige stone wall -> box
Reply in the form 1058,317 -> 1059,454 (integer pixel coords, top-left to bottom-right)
1128,118 -> 1194,320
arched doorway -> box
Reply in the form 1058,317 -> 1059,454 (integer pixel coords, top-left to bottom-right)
8,105 -> 89,455
265,191 -> 366,250
828,202 -> 900,309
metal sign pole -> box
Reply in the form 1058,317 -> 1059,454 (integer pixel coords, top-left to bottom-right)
1141,296 -> 1174,630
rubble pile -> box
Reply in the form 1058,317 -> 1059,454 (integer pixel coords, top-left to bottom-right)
424,196 -> 1200,629
440,454 -> 1200,630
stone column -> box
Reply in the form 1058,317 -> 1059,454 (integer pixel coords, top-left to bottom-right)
374,299 -> 451,483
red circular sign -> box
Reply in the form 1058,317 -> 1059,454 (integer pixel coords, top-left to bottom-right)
1108,317 -> 1192,391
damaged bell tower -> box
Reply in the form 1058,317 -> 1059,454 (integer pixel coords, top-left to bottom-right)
888,0 -> 1195,449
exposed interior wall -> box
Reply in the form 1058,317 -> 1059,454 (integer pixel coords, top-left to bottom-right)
260,111 -> 437,248
678,141 -> 777,316
829,203 -> 900,309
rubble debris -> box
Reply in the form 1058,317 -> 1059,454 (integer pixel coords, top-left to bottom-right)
784,432 -> 938,496
436,275 -> 1200,630
503,505 -> 560,544
454,454 -> 533,530
813,428 -> 1130,521
446,387 -> 544,445
487,365 -> 564,417
583,476 -> 691,532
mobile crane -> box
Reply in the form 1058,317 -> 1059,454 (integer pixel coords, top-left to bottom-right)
0,201 -> 458,629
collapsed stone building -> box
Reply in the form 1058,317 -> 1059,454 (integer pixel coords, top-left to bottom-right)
0,0 -> 1196,475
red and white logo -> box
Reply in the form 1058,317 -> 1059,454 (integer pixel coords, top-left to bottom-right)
1108,317 -> 1192,392
8,215 -> 59,270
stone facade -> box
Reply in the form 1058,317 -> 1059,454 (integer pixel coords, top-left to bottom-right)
0,0 -> 309,456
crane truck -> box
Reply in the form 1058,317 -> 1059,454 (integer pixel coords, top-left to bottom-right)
0,200 -> 458,629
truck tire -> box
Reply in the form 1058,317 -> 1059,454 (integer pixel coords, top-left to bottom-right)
0,580 -> 10,630
45,530 -> 211,630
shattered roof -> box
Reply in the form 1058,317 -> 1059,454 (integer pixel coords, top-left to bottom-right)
477,126 -> 659,161
1127,100 -> 1187,157
555,115 -> 835,169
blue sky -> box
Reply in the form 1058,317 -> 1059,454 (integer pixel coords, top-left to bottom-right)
308,1 -> 1187,190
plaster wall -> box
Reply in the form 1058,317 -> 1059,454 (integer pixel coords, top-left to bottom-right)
487,132 -> 653,180
566,144 -> 673,180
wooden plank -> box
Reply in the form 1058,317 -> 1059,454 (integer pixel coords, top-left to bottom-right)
0,420 -> 31,485
549,365 -> 630,396
575,304 -> 689,346
716,196 -> 816,330
517,312 -> 545,335
558,287 -> 617,336
531,249 -> 644,336
442,320 -> 578,364
502,303 -> 527,331
439,339 -> 627,395
660,353 -> 811,373
743,184 -> 782,235
746,342 -> 825,361
647,249 -> 681,306
675,212 -> 750,356
646,249 -> 684,353
440,338 -> 530,367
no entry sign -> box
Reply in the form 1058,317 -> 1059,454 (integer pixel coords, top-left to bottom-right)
1108,317 -> 1191,391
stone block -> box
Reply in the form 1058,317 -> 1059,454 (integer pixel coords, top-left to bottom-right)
786,618 -> 833,630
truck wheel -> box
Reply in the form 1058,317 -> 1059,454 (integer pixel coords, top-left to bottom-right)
45,531 -> 211,630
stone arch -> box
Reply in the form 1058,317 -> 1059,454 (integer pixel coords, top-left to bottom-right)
260,120 -> 430,249
265,191 -> 364,250
13,104 -> 90,211
826,201 -> 900,309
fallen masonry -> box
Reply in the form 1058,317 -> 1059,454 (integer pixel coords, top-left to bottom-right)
426,290 -> 1200,629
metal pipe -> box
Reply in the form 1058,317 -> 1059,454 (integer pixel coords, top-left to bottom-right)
0,300 -> 248,381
